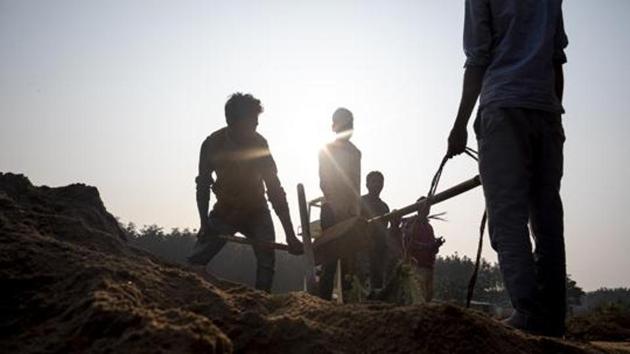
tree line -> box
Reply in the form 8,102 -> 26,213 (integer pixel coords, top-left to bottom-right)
123,222 -> 611,309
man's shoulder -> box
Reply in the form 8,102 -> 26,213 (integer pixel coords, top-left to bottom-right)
252,132 -> 269,147
372,196 -> 389,208
204,127 -> 228,145
360,195 -> 387,207
319,141 -> 336,159
324,139 -> 361,156
345,140 -> 361,157
198,128 -> 227,163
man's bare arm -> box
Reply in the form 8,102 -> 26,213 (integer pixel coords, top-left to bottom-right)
264,172 -> 290,223
196,181 -> 210,230
262,152 -> 304,255
447,65 -> 487,158
196,140 -> 213,232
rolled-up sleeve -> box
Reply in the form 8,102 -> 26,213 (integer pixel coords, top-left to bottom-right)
463,0 -> 492,67
554,9 -> 569,64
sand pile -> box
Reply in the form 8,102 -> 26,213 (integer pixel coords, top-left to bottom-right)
568,309 -> 630,342
0,173 -> 609,353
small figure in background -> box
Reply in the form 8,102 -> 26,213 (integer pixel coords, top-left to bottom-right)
360,171 -> 390,290
380,212 -> 444,305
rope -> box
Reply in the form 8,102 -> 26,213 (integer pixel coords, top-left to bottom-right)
425,147 -> 478,210
425,147 -> 485,308
460,147 -> 487,309
466,210 -> 487,308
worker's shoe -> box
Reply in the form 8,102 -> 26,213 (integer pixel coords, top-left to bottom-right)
541,322 -> 566,338
188,265 -> 216,283
502,311 -> 546,336
502,311 -> 565,338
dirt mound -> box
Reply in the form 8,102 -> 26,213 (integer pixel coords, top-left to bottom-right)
567,309 -> 630,342
0,173 -> 606,353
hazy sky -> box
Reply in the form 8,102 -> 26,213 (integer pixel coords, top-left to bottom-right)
1,0 -> 629,291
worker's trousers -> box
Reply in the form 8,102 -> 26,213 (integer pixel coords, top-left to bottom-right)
318,204 -> 356,301
188,209 -> 276,292
475,105 -> 566,334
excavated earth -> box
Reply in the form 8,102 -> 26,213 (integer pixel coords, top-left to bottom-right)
0,172 -> 623,353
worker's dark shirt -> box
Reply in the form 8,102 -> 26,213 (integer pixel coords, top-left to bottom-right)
319,139 -> 362,220
196,127 -> 289,219
360,194 -> 390,224
402,216 -> 438,268
361,194 -> 390,239
464,0 -> 568,113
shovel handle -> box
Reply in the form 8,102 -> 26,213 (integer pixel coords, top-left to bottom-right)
217,234 -> 290,251
369,175 -> 481,224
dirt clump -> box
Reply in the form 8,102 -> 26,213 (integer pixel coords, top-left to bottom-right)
0,173 -> 610,353
567,308 -> 630,342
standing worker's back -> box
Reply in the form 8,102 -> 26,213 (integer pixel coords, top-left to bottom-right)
318,107 -> 362,301
319,108 -> 362,226
447,0 -> 569,337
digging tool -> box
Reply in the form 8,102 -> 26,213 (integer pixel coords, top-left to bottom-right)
298,184 -> 318,294
370,175 -> 481,224
306,175 -> 481,266
216,234 -> 291,251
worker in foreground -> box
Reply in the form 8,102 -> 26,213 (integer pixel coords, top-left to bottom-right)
318,108 -> 362,300
188,93 -> 303,293
447,0 -> 569,337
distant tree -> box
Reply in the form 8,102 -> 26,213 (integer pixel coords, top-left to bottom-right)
434,253 -> 474,302
121,222 -> 138,238
433,253 -> 509,307
125,224 -> 305,293
583,287 -> 630,312
567,274 -> 585,306
122,223 -> 591,302
139,224 -> 165,241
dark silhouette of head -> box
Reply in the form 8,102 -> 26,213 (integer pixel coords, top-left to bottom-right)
332,107 -> 353,140
366,171 -> 384,197
225,93 -> 263,140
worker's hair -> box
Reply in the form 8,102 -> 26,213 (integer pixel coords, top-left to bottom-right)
225,93 -> 263,126
366,171 -> 384,182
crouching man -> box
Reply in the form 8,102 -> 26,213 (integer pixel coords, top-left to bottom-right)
188,93 -> 303,292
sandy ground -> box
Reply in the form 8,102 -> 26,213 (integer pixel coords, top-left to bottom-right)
590,342 -> 630,354
0,172 -> 626,353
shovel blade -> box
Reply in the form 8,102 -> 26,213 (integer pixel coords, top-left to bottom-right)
313,216 -> 370,265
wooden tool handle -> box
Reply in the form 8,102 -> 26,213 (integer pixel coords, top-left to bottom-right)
369,175 -> 481,224
217,234 -> 290,251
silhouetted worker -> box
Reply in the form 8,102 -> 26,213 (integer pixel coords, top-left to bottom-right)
447,0 -> 569,336
189,93 -> 303,293
318,107 -> 361,301
360,171 -> 390,290
399,214 -> 445,303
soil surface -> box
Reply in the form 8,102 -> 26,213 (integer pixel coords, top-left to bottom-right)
568,309 -> 630,342
0,173 -> 622,353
